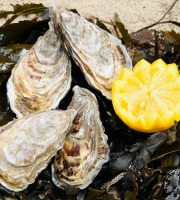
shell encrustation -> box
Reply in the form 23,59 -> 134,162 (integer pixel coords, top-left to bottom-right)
52,86 -> 109,193
7,17 -> 71,118
0,109 -> 76,192
50,7 -> 132,100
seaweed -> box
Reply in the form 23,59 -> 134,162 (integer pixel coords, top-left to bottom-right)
0,76 -> 15,126
0,44 -> 31,73
96,19 -> 111,33
69,9 -> 80,15
128,29 -> 180,66
0,3 -> 180,200
113,13 -> 132,48
86,18 -> 111,33
1,4 -> 47,27
0,4 -> 49,46
0,20 -> 49,46
151,126 -> 180,162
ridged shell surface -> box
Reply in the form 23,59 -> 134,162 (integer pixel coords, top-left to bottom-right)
0,109 -> 76,191
7,15 -> 71,118
52,86 -> 109,194
50,7 -> 132,100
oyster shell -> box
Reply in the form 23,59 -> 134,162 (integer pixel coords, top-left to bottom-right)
0,109 -> 76,192
50,7 -> 132,100
7,12 -> 71,118
52,86 -> 109,194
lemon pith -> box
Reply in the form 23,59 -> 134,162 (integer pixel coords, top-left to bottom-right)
112,59 -> 180,133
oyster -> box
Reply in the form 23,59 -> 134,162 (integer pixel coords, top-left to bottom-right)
50,7 -> 132,100
7,11 -> 71,118
52,86 -> 109,194
0,109 -> 76,192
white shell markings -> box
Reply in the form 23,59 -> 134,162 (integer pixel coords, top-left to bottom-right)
50,7 -> 132,99
7,14 -> 72,118
52,86 -> 109,194
0,109 -> 77,191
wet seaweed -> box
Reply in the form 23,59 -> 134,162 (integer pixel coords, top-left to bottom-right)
0,3 -> 180,200
0,44 -> 31,73
1,4 -> 47,27
113,13 -> 132,48
96,19 -> 111,33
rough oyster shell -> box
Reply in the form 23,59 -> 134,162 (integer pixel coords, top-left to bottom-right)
52,86 -> 109,194
7,14 -> 71,118
50,7 -> 132,100
0,109 -> 76,192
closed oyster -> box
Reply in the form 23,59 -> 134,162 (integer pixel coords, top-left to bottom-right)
7,12 -> 71,118
52,86 -> 109,194
0,109 -> 76,192
50,7 -> 132,100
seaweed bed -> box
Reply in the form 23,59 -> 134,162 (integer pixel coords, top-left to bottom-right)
0,3 -> 180,200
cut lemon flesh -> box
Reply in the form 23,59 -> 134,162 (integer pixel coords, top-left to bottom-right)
112,59 -> 180,133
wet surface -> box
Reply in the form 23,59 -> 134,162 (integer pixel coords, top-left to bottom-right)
0,4 -> 180,200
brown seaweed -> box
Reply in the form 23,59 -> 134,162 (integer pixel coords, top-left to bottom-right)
113,13 -> 132,48
1,4 -> 47,27
0,3 -> 180,200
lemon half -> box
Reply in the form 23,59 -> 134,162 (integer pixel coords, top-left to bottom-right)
112,59 -> 180,133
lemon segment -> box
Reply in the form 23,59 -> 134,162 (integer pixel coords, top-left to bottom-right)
133,59 -> 152,85
166,64 -> 179,81
112,59 -> 180,133
119,68 -> 142,87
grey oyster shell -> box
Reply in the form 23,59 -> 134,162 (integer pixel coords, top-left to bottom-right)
0,109 -> 77,192
52,86 -> 109,194
50,7 -> 132,100
7,10 -> 71,118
